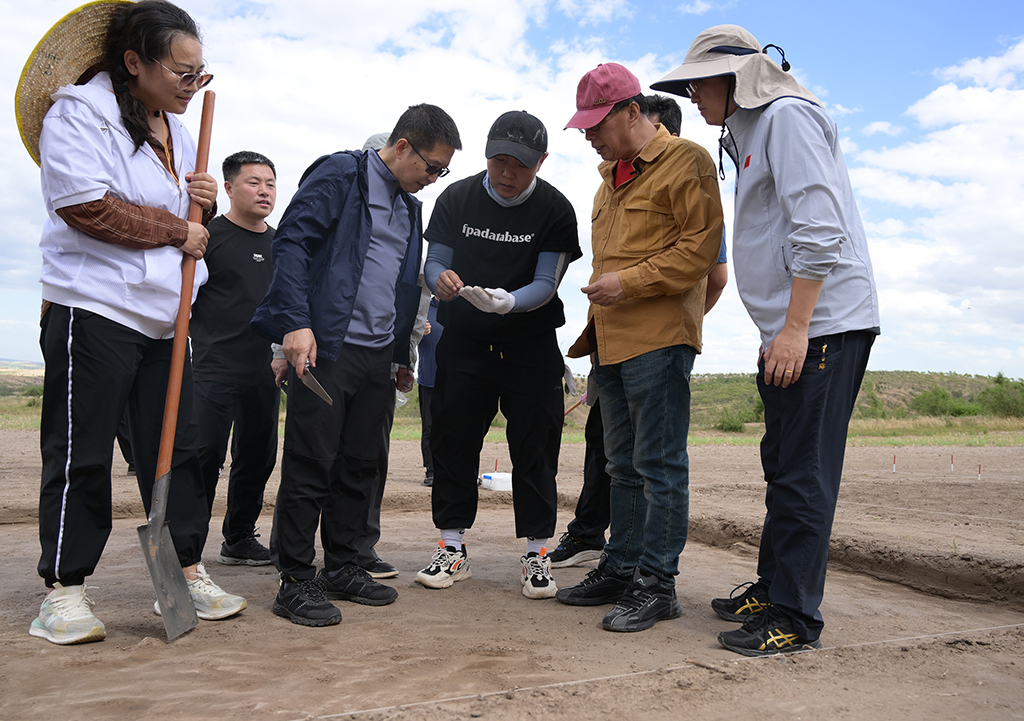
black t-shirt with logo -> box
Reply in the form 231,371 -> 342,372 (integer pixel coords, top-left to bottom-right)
424,171 -> 581,342
191,215 -> 276,383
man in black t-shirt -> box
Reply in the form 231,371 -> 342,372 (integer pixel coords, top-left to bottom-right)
414,111 -> 582,599
191,151 -> 280,566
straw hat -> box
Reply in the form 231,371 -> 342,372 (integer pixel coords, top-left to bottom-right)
14,0 -> 133,166
651,24 -> 821,110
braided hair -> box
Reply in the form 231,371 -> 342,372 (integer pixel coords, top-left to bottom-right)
103,0 -> 202,151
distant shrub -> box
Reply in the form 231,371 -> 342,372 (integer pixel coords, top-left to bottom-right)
21,385 -> 44,398
909,387 -> 980,417
977,380 -> 1024,417
713,409 -> 747,432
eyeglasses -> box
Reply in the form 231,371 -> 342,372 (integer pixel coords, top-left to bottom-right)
687,79 -> 707,96
408,142 -> 450,177
577,108 -> 619,134
156,60 -> 214,90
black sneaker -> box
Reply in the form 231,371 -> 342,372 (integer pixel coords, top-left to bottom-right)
718,603 -> 822,657
602,571 -> 682,633
548,532 -> 604,569
423,473 -> 433,487
217,533 -> 272,566
711,580 -> 769,622
555,557 -> 631,606
319,565 -> 398,606
273,578 -> 342,627
362,558 -> 399,579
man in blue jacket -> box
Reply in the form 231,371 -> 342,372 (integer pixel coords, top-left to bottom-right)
252,104 -> 461,626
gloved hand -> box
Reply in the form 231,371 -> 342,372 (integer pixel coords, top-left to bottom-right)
459,286 -> 515,315
563,364 -> 577,396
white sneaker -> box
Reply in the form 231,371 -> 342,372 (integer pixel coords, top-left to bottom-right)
29,584 -> 106,645
155,563 -> 247,620
521,549 -> 558,599
415,541 -> 472,589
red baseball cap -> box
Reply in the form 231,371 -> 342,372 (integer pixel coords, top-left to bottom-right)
565,62 -> 642,130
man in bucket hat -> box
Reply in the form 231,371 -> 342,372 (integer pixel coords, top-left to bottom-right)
653,24 -> 880,656
557,63 -> 724,633
415,111 -> 581,599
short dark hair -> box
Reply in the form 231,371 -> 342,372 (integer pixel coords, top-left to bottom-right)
222,151 -> 276,182
387,104 -> 462,152
611,93 -> 649,117
645,94 -> 682,136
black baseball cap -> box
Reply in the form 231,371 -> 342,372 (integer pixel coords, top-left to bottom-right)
485,111 -> 548,168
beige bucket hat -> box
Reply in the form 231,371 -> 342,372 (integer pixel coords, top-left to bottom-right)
14,0 -> 133,166
651,24 -> 821,110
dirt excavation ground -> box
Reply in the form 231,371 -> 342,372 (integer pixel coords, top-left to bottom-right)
1,430 -> 1022,720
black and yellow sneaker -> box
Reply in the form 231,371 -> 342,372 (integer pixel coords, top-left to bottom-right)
711,579 -> 769,622
718,604 -> 822,657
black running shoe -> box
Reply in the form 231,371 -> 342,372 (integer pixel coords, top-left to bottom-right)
711,580 -> 769,622
555,557 -> 631,606
362,559 -> 399,579
548,532 -> 604,569
273,578 -> 342,627
718,603 -> 823,657
319,565 -> 398,606
602,572 -> 682,633
217,533 -> 272,566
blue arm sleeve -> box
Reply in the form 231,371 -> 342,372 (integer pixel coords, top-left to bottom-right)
509,251 -> 570,312
424,243 -> 454,295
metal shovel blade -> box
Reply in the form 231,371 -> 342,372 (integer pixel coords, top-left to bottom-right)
137,470 -> 198,640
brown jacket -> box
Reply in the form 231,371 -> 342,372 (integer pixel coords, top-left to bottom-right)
569,125 -> 724,365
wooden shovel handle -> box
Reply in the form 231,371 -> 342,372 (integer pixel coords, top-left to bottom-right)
155,91 -> 215,480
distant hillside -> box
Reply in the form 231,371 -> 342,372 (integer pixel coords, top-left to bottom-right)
3,362 -> 1018,429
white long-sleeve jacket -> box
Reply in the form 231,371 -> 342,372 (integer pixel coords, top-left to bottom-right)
724,98 -> 879,347
38,72 -> 208,339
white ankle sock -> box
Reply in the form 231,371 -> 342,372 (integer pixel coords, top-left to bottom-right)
440,529 -> 465,550
526,537 -> 548,555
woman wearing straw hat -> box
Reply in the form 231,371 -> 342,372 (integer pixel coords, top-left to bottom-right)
20,0 -> 246,645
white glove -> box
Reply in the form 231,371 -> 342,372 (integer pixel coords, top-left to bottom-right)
563,364 -> 577,396
459,286 -> 515,315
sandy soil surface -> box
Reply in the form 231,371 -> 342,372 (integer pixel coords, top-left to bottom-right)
1,430 -> 1022,720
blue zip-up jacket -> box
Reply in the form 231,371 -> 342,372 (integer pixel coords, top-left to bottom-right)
251,150 -> 422,365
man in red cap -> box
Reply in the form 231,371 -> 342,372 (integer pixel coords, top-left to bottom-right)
558,63 -> 724,633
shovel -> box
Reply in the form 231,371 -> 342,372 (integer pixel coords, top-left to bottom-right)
138,90 -> 215,641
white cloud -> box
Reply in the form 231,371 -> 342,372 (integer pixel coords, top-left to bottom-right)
862,121 -> 904,136
937,37 -> 1024,88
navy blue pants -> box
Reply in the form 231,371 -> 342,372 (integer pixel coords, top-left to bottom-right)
755,329 -> 875,640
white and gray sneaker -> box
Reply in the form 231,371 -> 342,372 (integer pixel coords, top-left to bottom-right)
155,563 -> 247,620
521,550 -> 558,599
415,541 -> 472,589
29,584 -> 106,645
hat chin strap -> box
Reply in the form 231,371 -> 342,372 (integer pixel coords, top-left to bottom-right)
716,75 -> 736,181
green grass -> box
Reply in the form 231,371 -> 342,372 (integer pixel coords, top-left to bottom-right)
5,365 -> 1023,446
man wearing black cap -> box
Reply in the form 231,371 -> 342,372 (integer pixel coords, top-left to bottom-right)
415,111 -> 582,599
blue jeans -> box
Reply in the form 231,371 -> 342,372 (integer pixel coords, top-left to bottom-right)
595,344 -> 696,587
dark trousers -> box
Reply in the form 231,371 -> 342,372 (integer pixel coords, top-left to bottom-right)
38,305 -> 209,587
430,331 -> 562,538
566,397 -> 611,547
194,378 -> 279,544
270,342 -> 393,580
418,384 -> 434,476
755,330 -> 874,640
356,383 -> 397,566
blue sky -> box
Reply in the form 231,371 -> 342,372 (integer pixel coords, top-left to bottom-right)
3,0 -> 1023,378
